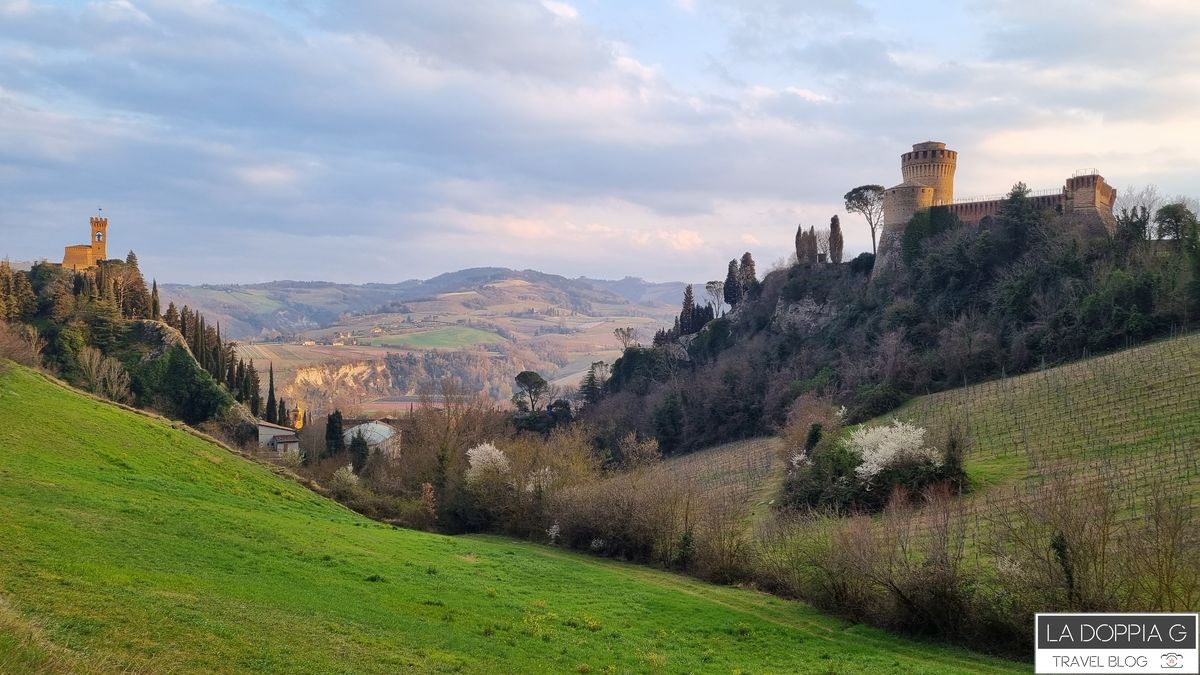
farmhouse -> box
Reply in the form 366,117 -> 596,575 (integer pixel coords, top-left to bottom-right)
257,420 -> 299,454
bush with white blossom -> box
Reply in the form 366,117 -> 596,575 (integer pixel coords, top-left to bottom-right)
464,442 -> 511,485
847,419 -> 941,486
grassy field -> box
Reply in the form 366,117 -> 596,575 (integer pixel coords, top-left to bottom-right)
361,326 -> 506,349
0,365 -> 1020,674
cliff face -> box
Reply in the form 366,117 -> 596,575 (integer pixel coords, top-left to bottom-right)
772,295 -> 838,336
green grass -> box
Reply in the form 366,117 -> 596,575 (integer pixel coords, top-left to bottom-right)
0,366 -> 1020,673
363,326 -> 505,349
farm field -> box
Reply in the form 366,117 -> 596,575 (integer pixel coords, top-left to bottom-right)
655,334 -> 1200,544
362,326 -> 506,349
0,365 -> 1022,674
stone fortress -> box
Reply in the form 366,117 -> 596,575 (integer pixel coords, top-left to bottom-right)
877,141 -> 1117,270
62,216 -> 110,270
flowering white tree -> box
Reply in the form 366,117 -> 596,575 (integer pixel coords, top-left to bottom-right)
524,466 -> 556,494
464,442 -> 511,485
847,419 -> 941,486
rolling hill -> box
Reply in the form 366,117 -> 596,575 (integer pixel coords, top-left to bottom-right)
0,365 -> 1020,673
162,268 -> 688,413
160,268 -> 688,340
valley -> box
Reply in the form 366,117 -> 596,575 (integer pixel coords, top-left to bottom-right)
163,269 -> 681,414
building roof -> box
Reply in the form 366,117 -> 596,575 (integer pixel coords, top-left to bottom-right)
257,420 -> 296,432
269,434 -> 300,444
343,421 -> 397,447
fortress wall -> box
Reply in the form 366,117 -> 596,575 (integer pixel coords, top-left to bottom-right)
949,193 -> 1067,224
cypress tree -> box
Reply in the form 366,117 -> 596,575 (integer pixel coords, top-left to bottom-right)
265,362 -> 277,424
150,279 -> 160,319
723,259 -> 741,307
225,353 -> 237,392
324,410 -> 345,457
738,252 -> 757,297
277,397 -> 288,427
830,215 -> 844,264
350,431 -> 369,474
248,360 -> 262,417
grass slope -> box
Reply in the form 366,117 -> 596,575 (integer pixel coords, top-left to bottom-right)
890,332 -> 1200,494
0,366 -> 1019,673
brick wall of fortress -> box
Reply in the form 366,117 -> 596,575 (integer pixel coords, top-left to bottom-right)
949,174 -> 1117,225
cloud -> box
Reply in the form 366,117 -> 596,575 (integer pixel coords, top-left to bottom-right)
0,0 -> 1197,286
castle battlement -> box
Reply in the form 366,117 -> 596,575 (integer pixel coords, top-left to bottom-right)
875,142 -> 1117,276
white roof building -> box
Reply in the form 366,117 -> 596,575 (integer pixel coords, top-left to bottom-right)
343,421 -> 401,460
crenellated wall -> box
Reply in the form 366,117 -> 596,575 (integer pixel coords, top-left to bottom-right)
874,141 -> 1117,277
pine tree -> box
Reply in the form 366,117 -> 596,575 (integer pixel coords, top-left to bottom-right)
679,285 -> 695,335
8,270 -> 37,321
723,259 -> 742,307
265,362 -> 277,423
150,279 -> 161,319
579,363 -> 601,404
120,251 -> 151,319
829,215 -> 844,264
163,302 -> 180,329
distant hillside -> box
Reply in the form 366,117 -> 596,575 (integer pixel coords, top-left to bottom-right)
0,365 -> 1019,674
161,268 -> 689,340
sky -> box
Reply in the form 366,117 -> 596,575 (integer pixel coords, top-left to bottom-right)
1,0 -> 1199,285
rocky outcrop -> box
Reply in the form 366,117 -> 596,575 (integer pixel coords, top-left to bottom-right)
772,296 -> 837,336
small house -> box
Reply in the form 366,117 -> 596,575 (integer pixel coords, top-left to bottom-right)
257,420 -> 299,455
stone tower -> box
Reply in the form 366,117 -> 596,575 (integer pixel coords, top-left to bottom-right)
900,141 -> 956,205
90,216 -> 108,262
877,142 -> 957,277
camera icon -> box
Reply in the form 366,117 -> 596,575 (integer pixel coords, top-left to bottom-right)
1162,652 -> 1184,668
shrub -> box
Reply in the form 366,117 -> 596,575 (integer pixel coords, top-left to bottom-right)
0,322 -> 44,370
848,419 -> 941,487
329,465 -> 359,497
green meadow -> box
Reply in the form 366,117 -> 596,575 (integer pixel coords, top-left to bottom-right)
0,365 -> 1021,673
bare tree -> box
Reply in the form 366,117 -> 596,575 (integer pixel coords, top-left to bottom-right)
77,346 -> 131,403
844,185 -> 886,256
814,228 -> 831,259
613,326 -> 640,350
704,281 -> 725,317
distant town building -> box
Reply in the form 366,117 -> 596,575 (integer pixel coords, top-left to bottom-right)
62,216 -> 110,270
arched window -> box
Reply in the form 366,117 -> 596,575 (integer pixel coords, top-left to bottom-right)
96,232 -> 104,242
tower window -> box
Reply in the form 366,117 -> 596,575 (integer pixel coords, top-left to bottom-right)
96,232 -> 104,242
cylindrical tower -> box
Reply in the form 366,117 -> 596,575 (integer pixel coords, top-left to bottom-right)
900,141 -> 956,206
